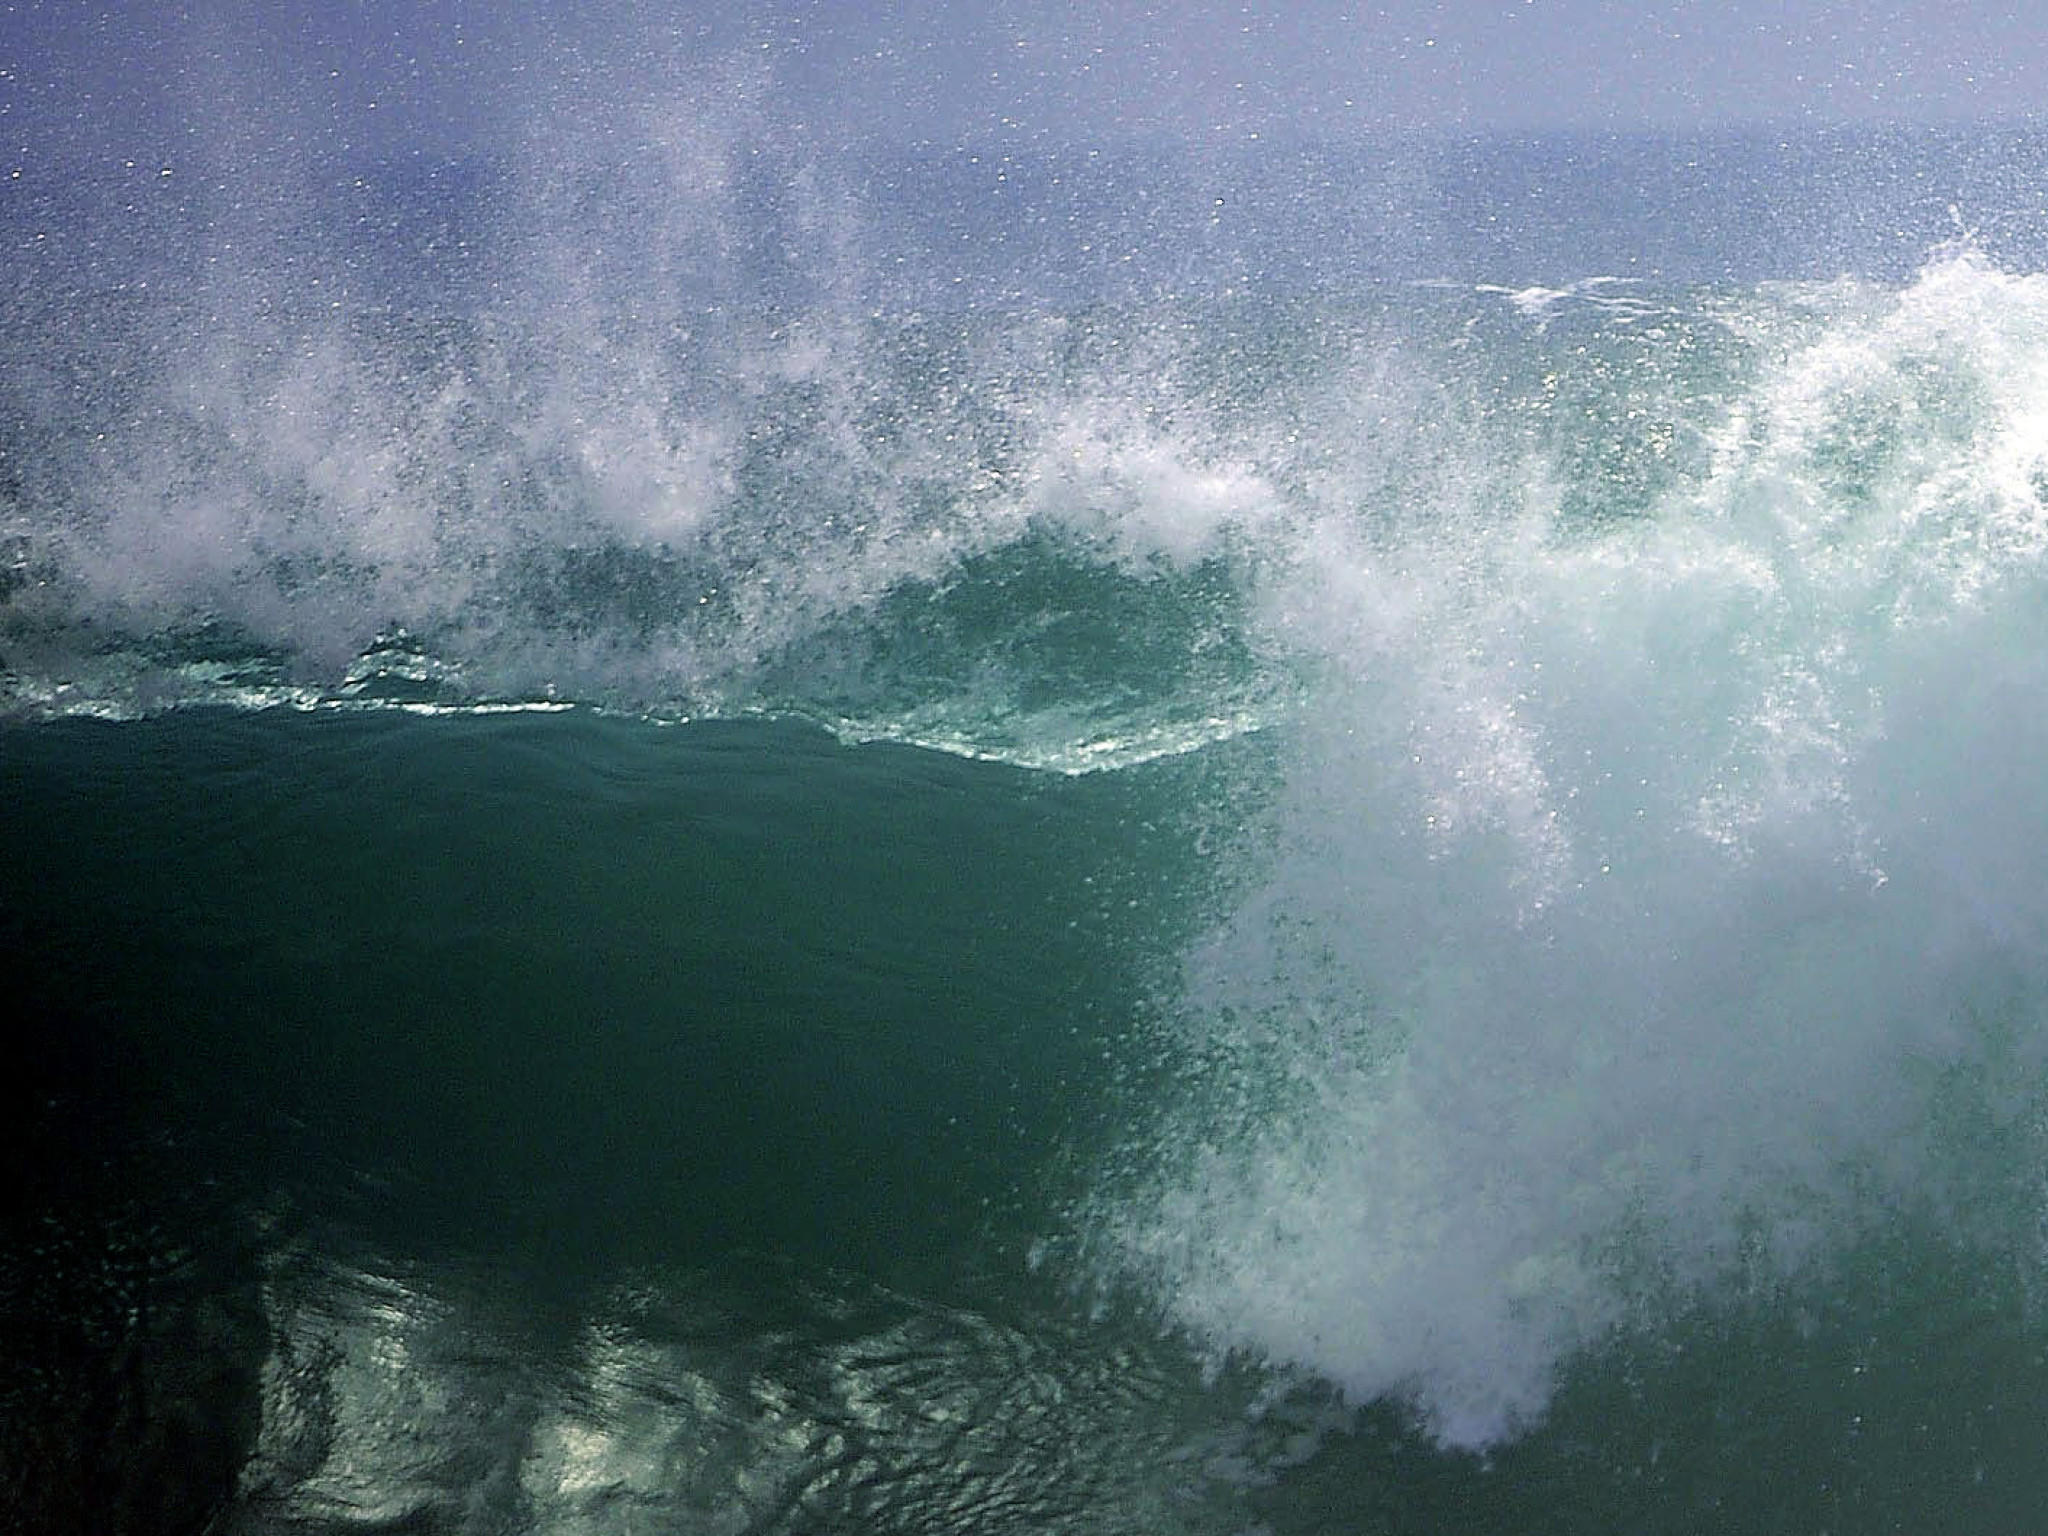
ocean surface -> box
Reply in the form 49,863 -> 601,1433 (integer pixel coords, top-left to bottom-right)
11,123 -> 2048,1532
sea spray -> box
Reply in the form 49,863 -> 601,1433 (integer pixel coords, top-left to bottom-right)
1090,248 -> 2048,1445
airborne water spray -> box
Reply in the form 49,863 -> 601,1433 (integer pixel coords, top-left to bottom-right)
0,64 -> 1300,765
1092,250 -> 2048,1448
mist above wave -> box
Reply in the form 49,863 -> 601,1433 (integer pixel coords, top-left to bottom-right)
11,86 -> 2048,762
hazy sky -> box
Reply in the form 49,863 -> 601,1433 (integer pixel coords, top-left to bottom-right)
786,1 -> 2041,139
2,0 -> 2041,168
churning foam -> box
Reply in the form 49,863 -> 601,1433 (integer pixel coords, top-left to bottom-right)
1096,250 -> 2048,1447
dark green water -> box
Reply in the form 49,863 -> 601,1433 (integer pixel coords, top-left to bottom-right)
2,706 -> 1190,1267
0,707 -> 1219,1531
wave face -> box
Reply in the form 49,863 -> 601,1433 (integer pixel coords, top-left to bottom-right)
12,115 -> 2048,1531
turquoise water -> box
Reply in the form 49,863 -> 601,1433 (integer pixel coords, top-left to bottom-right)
12,131 -> 2048,1530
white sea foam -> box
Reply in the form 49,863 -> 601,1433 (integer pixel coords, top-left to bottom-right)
1094,249 -> 2048,1446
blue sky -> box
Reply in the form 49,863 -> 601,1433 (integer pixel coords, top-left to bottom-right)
1,0 -> 2040,170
